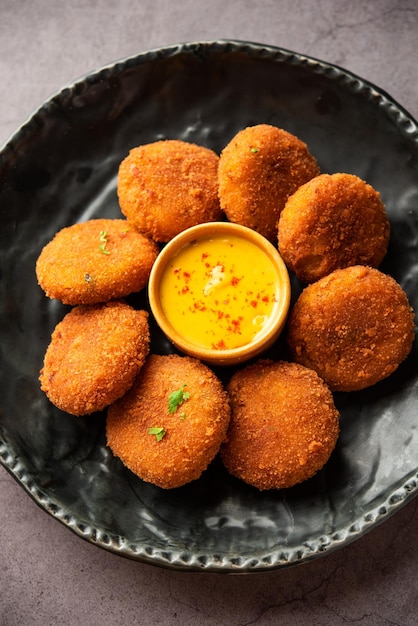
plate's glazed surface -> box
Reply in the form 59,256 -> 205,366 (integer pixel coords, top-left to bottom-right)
1,40 -> 418,572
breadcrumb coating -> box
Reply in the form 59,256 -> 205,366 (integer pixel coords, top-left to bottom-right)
221,360 -> 339,490
40,302 -> 150,415
287,266 -> 415,391
218,124 -> 319,241
117,140 -> 222,242
278,173 -> 390,283
36,219 -> 158,305
106,354 -> 231,489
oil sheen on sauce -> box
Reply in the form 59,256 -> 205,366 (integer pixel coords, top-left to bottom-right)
159,234 -> 281,350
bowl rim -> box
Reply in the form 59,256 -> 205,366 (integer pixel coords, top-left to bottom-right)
148,221 -> 291,365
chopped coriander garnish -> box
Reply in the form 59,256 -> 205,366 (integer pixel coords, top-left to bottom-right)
148,426 -> 166,441
168,384 -> 190,414
99,230 -> 110,254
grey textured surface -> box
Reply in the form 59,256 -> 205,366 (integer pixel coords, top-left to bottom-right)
1,1 -> 418,625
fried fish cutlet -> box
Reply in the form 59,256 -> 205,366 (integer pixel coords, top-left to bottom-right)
218,124 -> 320,241
117,139 -> 223,242
221,360 -> 340,490
40,302 -> 150,415
287,265 -> 415,391
106,354 -> 231,489
278,173 -> 390,283
36,218 -> 159,305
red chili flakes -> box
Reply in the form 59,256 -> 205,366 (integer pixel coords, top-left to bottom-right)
232,318 -> 242,334
228,317 -> 243,334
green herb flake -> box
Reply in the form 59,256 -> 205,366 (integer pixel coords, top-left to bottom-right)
99,230 -> 111,254
148,426 -> 166,442
168,384 -> 190,414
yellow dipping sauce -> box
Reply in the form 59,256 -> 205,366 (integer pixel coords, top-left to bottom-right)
159,234 -> 282,350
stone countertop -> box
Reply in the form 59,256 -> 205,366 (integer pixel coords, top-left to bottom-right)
1,2 -> 418,625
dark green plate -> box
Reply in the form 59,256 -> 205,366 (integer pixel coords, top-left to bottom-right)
1,40 -> 418,572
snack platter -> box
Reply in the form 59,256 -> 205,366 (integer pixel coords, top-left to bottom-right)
1,40 -> 418,572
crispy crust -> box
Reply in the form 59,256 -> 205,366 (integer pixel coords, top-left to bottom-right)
218,124 -> 320,241
39,302 -> 150,415
221,360 -> 340,490
36,218 -> 159,305
117,140 -> 222,242
287,266 -> 415,391
106,354 -> 231,489
278,173 -> 390,283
